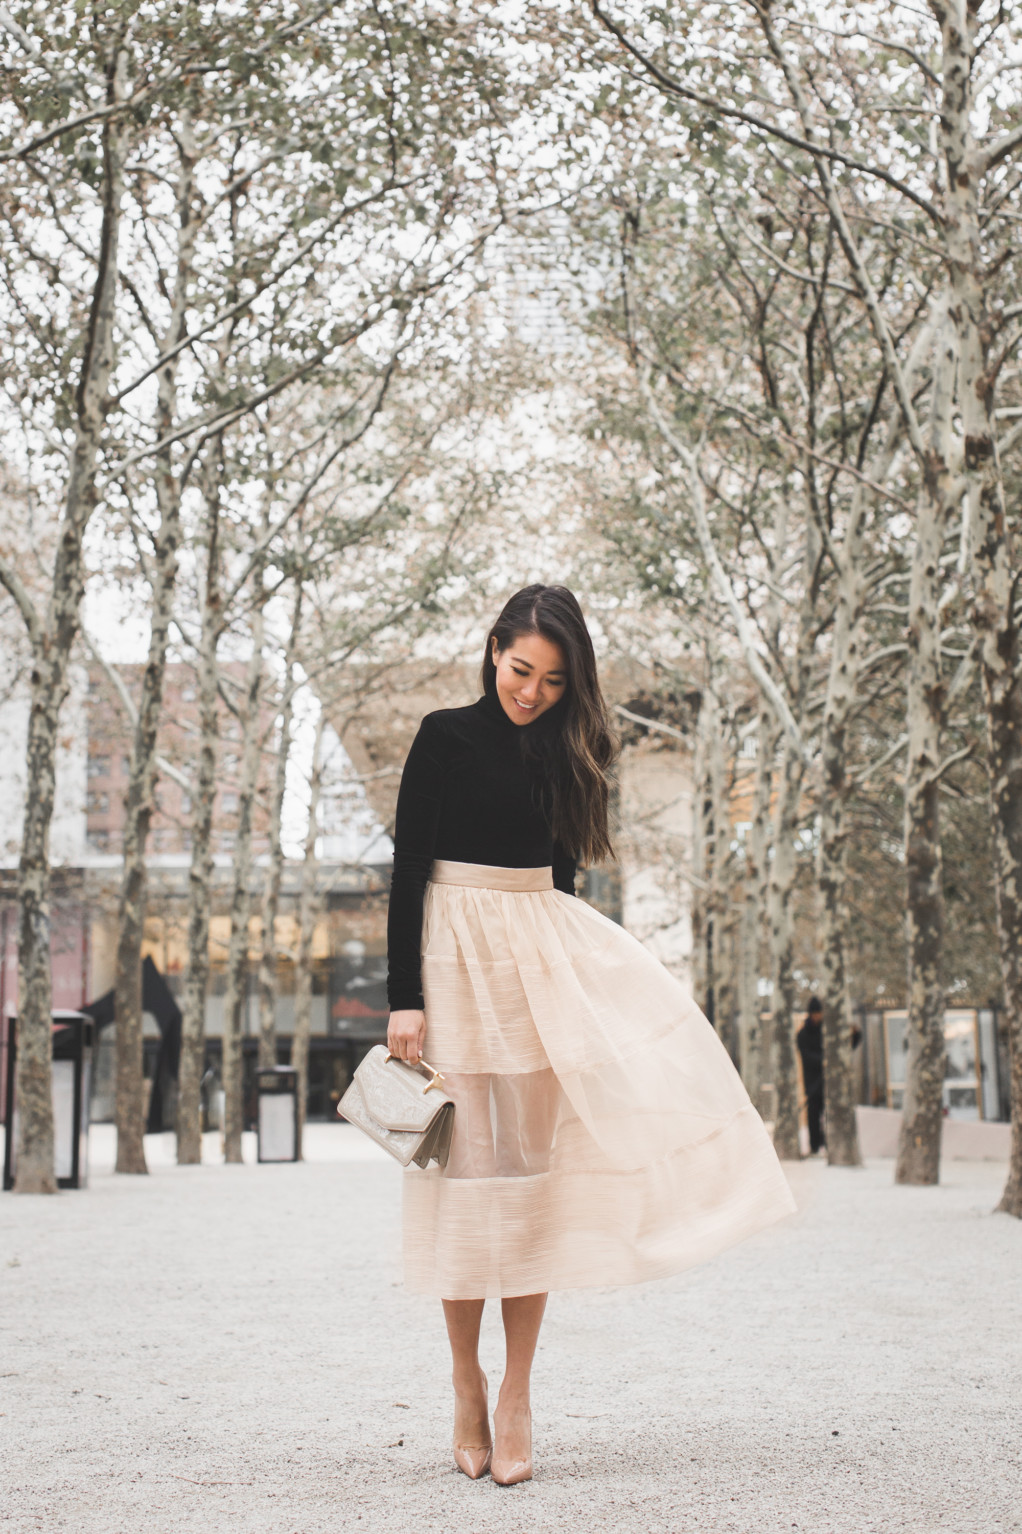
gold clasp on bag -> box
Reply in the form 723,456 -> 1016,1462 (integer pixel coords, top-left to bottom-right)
385,1052 -> 446,1095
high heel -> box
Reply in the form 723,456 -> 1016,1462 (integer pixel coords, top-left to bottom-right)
453,1443 -> 493,1479
452,1370 -> 492,1480
491,1407 -> 532,1486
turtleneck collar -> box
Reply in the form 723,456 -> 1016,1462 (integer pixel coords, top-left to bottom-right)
476,687 -> 516,728
475,687 -> 567,736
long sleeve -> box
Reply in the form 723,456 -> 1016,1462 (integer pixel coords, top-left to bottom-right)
387,716 -> 447,1011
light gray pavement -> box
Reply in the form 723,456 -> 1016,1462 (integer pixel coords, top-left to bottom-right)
1,1125 -> 1020,1534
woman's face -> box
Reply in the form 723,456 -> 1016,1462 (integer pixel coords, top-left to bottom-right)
491,632 -> 568,726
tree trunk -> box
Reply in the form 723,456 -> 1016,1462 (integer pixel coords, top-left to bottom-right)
766,732 -> 804,1160
765,499 -> 816,1162
10,58 -> 128,1193
895,505 -> 949,1183
292,715 -> 324,1160
715,891 -> 740,1063
895,311 -> 956,1185
14,650 -> 65,1194
816,485 -> 869,1167
177,463 -> 222,1165
114,130 -> 197,1174
690,675 -> 720,1020
737,711 -> 777,1102
932,1 -> 1022,1216
710,702 -> 736,1054
257,588 -> 302,1072
221,596 -> 267,1163
896,590 -> 947,1186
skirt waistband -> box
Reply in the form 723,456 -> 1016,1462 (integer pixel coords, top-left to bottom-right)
430,859 -> 554,893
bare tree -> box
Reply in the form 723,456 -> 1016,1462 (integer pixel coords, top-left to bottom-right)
0,26 -> 132,1190
932,0 -> 1022,1215
176,451 -> 223,1165
583,0 -> 1020,1188
111,108 -> 198,1175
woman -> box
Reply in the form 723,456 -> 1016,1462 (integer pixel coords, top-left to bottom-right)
386,584 -> 794,1485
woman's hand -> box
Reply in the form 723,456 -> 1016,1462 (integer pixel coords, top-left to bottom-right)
387,1009 -> 426,1063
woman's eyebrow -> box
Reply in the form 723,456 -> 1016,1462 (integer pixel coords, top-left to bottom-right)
510,653 -> 566,678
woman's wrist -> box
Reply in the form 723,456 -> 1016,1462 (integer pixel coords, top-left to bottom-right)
387,1007 -> 426,1062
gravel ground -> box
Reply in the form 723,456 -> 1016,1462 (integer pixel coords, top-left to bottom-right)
1,1125 -> 1020,1534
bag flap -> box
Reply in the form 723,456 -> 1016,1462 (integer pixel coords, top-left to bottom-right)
354,1047 -> 444,1132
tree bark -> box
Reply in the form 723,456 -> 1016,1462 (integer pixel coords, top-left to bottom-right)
14,649 -> 64,1194
177,459 -> 222,1165
257,587 -> 302,1071
221,594 -> 267,1163
766,730 -> 805,1160
710,701 -> 737,1054
690,676 -> 720,1021
816,486 -> 869,1167
114,124 -> 197,1174
291,714 -> 324,1160
895,320 -> 955,1183
737,710 -> 778,1103
932,0 -> 1022,1216
765,499 -> 816,1161
8,54 -> 129,1193
715,887 -> 740,1062
895,494 -> 948,1183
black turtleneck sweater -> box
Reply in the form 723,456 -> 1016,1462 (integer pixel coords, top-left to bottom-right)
386,690 -> 578,1011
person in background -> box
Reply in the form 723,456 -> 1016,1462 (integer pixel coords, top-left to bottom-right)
797,997 -> 826,1155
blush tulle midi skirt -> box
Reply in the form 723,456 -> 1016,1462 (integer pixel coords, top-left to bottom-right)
403,860 -> 796,1299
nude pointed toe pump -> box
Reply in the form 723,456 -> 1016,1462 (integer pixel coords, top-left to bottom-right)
490,1453 -> 532,1486
452,1371 -> 492,1480
491,1408 -> 532,1486
453,1443 -> 493,1480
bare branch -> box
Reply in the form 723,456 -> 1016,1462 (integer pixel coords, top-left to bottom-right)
639,372 -> 808,762
854,731 -> 908,786
0,553 -> 43,647
981,120 -> 1022,176
589,0 -> 942,223
614,703 -> 687,742
82,631 -> 195,793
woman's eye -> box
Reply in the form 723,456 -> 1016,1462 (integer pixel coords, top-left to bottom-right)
512,667 -> 528,677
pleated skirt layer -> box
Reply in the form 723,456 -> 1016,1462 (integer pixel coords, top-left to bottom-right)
403,860 -> 796,1299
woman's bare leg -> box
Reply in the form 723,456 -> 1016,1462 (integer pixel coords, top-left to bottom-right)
493,1292 -> 547,1482
442,1299 -> 491,1473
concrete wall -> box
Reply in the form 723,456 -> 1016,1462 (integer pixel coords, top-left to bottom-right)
856,1105 -> 1010,1162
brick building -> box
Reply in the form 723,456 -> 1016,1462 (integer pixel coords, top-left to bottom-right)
84,662 -> 273,859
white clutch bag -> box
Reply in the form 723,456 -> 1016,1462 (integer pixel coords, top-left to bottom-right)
336,1045 -> 455,1169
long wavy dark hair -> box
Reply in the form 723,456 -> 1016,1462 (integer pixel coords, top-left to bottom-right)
481,585 -> 617,864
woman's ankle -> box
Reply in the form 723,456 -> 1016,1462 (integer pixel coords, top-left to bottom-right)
452,1364 -> 486,1399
